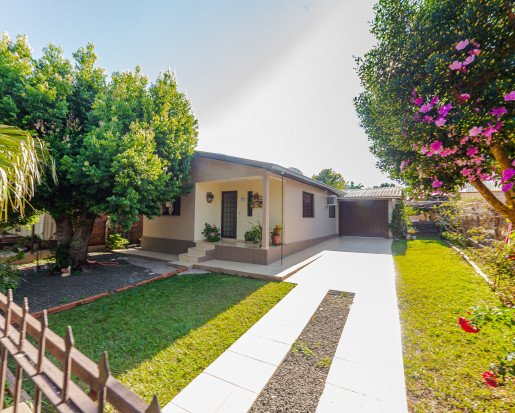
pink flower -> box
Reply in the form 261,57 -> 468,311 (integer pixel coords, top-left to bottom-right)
430,96 -> 439,105
414,97 -> 423,106
419,104 -> 433,113
463,55 -> 475,66
420,146 -> 428,154
504,91 -> 515,101
455,159 -> 467,166
460,93 -> 470,100
502,168 -> 515,182
483,124 -> 497,138
467,147 -> 479,157
455,40 -> 469,50
412,88 -> 417,98
449,61 -> 463,70
432,180 -> 442,188
502,182 -> 514,192
469,126 -> 482,136
430,141 -> 443,153
471,49 -> 481,56
439,104 -> 452,116
423,116 -> 433,122
491,107 -> 507,117
435,117 -> 447,127
461,168 -> 472,176
460,136 -> 469,145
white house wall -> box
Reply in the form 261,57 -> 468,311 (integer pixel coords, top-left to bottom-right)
284,178 -> 338,244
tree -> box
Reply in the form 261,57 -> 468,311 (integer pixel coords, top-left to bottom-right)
0,125 -> 53,219
0,33 -> 198,268
355,0 -> 515,222
373,183 -> 396,188
344,181 -> 364,189
312,168 -> 345,189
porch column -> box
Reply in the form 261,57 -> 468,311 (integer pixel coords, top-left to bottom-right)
261,173 -> 270,249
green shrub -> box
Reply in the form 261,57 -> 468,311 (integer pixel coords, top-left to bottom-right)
201,223 -> 221,242
244,222 -> 262,242
0,254 -> 22,294
106,234 -> 129,250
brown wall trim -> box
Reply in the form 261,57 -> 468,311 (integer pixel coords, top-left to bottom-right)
212,233 -> 337,265
141,236 -> 195,254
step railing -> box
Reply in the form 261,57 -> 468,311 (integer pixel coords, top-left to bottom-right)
0,290 -> 160,413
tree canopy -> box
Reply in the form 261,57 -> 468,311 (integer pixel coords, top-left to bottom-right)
355,0 -> 515,221
312,168 -> 346,190
0,33 -> 198,266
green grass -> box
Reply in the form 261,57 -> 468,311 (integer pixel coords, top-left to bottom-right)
393,238 -> 515,412
48,272 -> 295,405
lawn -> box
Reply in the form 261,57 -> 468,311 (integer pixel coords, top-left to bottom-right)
393,238 -> 515,412
47,272 -> 295,406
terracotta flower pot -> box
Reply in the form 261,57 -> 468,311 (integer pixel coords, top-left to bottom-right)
271,234 -> 281,246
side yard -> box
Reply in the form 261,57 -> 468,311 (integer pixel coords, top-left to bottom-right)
394,238 -> 514,412
47,272 -> 295,405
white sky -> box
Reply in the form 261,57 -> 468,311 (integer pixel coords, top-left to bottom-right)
1,0 -> 393,187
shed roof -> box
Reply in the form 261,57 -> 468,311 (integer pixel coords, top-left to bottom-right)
195,151 -> 344,195
459,181 -> 502,193
339,187 -> 404,200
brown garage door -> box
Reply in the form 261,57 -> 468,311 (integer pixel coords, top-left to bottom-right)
339,200 -> 388,237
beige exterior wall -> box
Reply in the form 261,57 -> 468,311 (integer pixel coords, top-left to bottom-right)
283,178 -> 338,244
7,213 -> 56,240
143,189 -> 196,241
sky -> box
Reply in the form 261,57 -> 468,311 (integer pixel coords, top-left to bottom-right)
0,0 -> 394,187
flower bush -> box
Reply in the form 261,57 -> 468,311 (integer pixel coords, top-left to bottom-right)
201,223 -> 221,242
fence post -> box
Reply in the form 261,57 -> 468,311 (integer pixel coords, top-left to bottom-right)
62,326 -> 74,402
97,351 -> 110,413
13,298 -> 29,413
0,290 -> 13,410
34,310 -> 48,413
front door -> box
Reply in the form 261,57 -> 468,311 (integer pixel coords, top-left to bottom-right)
221,191 -> 237,238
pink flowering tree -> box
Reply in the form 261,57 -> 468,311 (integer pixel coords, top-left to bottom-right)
355,0 -> 515,222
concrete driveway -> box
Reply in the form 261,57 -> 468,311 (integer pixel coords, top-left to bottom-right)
165,236 -> 408,413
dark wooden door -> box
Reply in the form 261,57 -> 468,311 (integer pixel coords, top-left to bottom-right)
339,200 -> 388,237
221,191 -> 238,238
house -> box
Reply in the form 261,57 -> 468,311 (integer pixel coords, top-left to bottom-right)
459,181 -> 504,201
142,151 -> 403,265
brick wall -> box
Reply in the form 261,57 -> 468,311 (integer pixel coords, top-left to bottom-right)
89,215 -> 143,246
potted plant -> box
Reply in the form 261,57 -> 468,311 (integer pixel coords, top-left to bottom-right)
244,222 -> 262,245
206,192 -> 214,203
270,224 -> 283,246
201,223 -> 221,242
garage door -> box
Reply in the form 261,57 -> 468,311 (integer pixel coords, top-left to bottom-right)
339,200 -> 388,237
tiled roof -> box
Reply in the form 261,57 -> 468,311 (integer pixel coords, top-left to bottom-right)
460,181 -> 502,192
339,187 -> 404,199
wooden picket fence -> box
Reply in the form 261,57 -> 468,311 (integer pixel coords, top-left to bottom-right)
0,290 -> 161,413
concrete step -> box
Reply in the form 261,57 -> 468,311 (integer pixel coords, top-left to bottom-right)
188,247 -> 209,256
178,253 -> 211,264
195,242 -> 216,250
170,261 -> 194,269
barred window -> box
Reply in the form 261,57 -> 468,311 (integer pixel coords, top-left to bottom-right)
329,205 -> 336,218
302,192 -> 314,218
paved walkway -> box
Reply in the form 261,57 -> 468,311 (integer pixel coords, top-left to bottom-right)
163,236 -> 408,413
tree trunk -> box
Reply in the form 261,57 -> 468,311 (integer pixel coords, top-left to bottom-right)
54,214 -> 73,246
68,212 -> 96,269
471,179 -> 515,223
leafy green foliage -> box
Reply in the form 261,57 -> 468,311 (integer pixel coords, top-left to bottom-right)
48,273 -> 295,404
312,168 -> 345,190
245,222 -> 263,242
0,32 -> 198,231
105,234 -> 129,251
394,238 -> 515,411
355,0 -> 514,220
0,253 -> 22,293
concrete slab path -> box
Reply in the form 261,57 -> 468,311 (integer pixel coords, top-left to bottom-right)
163,236 -> 407,412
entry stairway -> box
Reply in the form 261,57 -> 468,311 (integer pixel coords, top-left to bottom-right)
171,242 -> 216,267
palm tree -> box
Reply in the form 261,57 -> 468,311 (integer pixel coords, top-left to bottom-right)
0,125 -> 54,219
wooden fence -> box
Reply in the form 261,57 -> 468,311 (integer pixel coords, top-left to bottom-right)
0,290 -> 160,413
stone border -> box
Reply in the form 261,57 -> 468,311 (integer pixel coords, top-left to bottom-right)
444,240 -> 494,286
31,267 -> 189,318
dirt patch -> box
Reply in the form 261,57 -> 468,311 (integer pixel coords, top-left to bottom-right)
249,290 -> 354,413
14,253 -> 177,313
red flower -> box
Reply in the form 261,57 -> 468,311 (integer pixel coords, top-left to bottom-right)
482,371 -> 498,388
509,254 -> 515,261
458,317 -> 479,333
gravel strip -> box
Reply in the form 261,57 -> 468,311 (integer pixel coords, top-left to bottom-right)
13,253 -> 177,313
249,290 -> 354,413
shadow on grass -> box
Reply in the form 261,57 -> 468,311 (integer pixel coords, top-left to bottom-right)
47,272 -> 270,377
392,236 -> 445,257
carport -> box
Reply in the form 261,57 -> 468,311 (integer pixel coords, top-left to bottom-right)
338,187 -> 403,238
